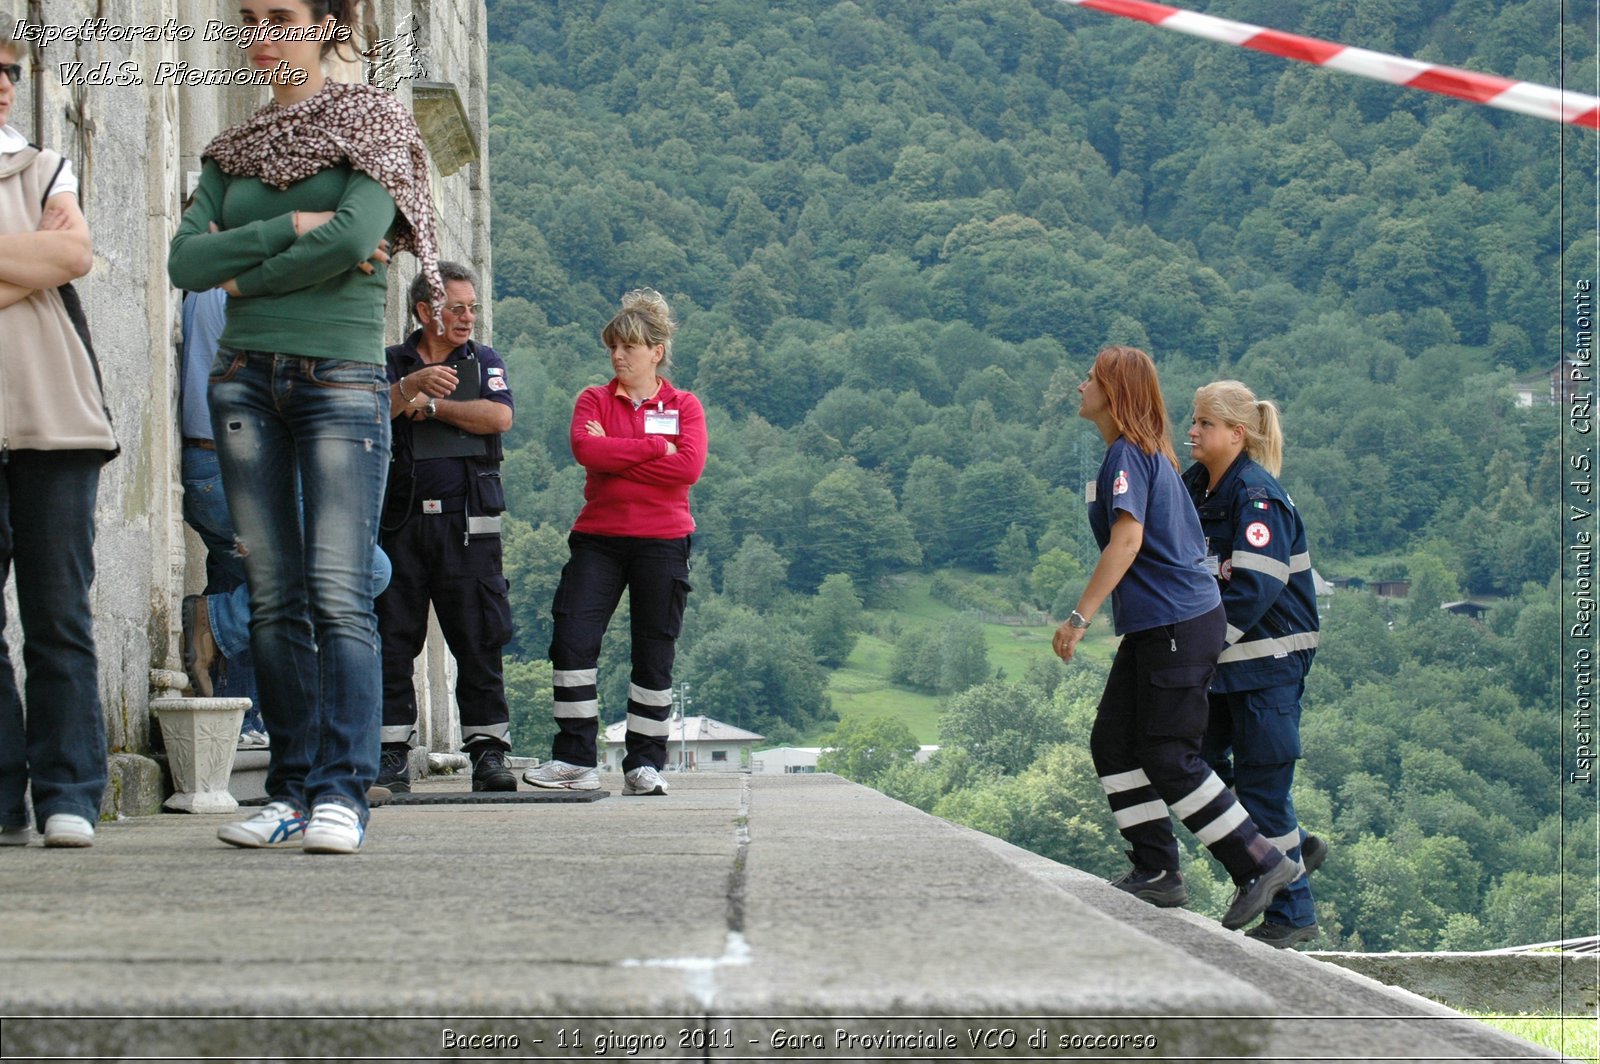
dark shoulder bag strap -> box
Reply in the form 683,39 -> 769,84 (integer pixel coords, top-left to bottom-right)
41,155 -> 120,458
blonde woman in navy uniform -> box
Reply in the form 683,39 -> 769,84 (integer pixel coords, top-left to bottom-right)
1184,380 -> 1323,948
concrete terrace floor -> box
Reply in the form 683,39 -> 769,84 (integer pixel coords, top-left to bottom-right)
0,772 -> 1559,1062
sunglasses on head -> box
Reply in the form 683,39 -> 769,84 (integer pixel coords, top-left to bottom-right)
0,63 -> 22,84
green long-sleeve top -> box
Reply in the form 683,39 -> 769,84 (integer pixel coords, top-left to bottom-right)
167,158 -> 397,363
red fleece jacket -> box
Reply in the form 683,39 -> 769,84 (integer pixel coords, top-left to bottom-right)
569,377 -> 706,538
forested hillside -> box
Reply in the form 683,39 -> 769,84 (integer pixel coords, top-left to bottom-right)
481,0 -> 1593,950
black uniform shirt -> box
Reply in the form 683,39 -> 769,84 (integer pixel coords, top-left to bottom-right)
384,331 -> 513,502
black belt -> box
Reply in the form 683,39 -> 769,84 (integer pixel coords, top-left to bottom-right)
182,437 -> 215,451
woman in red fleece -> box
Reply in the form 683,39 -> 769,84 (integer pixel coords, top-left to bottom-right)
524,290 -> 706,796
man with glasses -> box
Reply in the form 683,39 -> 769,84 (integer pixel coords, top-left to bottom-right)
376,262 -> 517,793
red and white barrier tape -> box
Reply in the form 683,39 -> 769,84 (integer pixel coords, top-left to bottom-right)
1059,0 -> 1600,129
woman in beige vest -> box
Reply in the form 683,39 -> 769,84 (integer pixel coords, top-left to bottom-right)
0,29 -> 117,849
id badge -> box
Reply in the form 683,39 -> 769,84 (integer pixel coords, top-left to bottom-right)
644,409 -> 680,435
1084,480 -> 1097,504
1204,554 -> 1220,577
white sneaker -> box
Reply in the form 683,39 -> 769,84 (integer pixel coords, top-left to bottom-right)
301,803 -> 364,854
623,765 -> 669,796
523,760 -> 600,790
42,813 -> 95,848
218,801 -> 306,849
236,729 -> 270,750
1,824 -> 31,846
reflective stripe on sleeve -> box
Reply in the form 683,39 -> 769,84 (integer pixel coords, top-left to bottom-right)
1218,631 -> 1320,663
1229,550 -> 1290,584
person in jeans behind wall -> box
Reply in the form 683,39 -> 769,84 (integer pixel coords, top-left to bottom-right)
0,28 -> 118,849
167,0 -> 443,854
1052,345 -> 1301,933
177,288 -> 266,748
524,289 -> 706,796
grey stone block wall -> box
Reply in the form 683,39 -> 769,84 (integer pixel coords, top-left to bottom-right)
2,0 -> 490,811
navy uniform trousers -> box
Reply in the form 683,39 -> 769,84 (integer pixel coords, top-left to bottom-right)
377,504 -> 513,750
547,531 -> 691,772
1204,683 -> 1315,925
1090,604 -> 1281,883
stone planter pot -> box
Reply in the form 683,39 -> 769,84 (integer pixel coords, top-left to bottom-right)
151,697 -> 251,813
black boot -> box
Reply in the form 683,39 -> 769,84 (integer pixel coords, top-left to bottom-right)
470,745 -> 517,792
376,744 -> 412,794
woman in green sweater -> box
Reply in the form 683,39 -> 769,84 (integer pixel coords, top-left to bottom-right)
167,0 -> 442,854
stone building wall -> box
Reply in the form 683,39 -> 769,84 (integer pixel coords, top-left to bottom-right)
2,0 -> 490,810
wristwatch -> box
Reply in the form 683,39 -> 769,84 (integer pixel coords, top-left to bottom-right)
1067,610 -> 1091,630
424,397 -> 438,419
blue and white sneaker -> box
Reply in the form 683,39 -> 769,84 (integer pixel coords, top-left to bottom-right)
218,801 -> 306,849
301,803 -> 364,855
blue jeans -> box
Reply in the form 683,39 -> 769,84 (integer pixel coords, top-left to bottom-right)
208,350 -> 390,821
0,450 -> 107,830
181,444 -> 394,732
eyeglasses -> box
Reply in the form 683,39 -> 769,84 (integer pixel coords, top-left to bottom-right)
0,64 -> 22,85
445,302 -> 481,315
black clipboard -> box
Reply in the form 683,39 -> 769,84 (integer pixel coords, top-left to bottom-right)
411,353 -> 489,460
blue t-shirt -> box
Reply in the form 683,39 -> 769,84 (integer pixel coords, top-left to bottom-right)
1089,437 -> 1220,635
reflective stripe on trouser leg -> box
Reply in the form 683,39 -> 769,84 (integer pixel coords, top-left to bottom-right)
622,537 -> 690,773
547,534 -> 630,767
380,725 -> 417,745
1099,767 -> 1169,831
549,667 -> 600,766
1090,642 -> 1179,873
623,685 -> 673,773
1143,737 -> 1278,883
461,721 -> 511,750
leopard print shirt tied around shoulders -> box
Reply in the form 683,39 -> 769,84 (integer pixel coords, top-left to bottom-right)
202,80 -> 443,312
